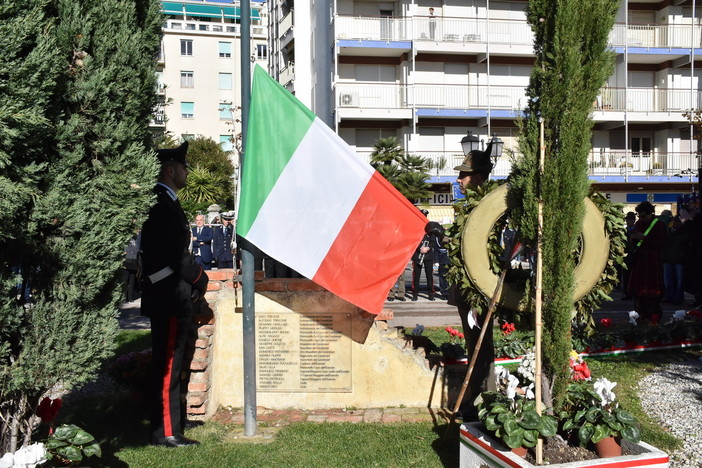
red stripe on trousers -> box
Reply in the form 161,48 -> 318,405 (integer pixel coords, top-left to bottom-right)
161,316 -> 178,437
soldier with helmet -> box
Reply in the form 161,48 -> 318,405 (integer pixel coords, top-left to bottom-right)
449,145 -> 496,420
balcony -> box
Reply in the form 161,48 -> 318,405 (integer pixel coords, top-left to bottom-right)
279,62 -> 295,87
587,151 -> 699,178
595,88 -> 702,113
355,150 -> 699,181
336,83 -> 700,116
336,15 -> 702,50
151,110 -> 166,128
164,19 -> 267,37
610,24 -> 702,49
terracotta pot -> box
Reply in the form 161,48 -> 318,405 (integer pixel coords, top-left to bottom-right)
594,436 -> 622,458
511,446 -> 528,458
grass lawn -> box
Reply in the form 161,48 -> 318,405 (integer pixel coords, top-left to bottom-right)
56,330 -> 694,467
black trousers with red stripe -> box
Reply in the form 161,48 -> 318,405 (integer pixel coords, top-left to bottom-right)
149,313 -> 193,439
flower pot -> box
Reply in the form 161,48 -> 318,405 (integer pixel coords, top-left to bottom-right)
511,446 -> 528,458
459,422 -> 669,468
594,436 -> 622,458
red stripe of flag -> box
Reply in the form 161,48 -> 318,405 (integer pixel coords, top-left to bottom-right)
313,172 -> 427,313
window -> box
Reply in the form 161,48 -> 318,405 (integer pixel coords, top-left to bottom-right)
256,44 -> 267,60
180,71 -> 194,88
631,137 -> 651,157
180,39 -> 193,56
181,102 -> 194,119
219,41 -> 232,57
220,135 -> 233,152
219,73 -> 233,90
219,102 -> 232,120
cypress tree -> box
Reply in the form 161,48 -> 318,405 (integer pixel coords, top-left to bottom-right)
508,0 -> 618,408
0,0 -> 162,451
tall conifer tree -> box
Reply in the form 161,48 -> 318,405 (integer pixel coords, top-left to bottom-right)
508,0 -> 618,408
0,0 -> 162,451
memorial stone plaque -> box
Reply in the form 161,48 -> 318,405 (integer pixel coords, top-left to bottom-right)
256,311 -> 352,392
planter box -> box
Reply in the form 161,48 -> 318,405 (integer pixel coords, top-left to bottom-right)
459,422 -> 669,468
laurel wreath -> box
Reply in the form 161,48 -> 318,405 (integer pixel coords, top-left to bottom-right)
445,180 -> 627,335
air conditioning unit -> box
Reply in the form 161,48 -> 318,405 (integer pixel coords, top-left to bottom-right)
340,93 -> 358,107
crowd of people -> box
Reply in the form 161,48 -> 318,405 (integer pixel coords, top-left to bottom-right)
621,193 -> 702,325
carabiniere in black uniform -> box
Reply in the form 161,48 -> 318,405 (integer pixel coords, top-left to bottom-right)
140,141 -> 208,447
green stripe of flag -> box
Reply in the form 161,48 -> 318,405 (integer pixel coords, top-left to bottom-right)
237,65 -> 316,236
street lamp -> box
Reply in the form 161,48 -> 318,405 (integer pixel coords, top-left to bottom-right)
488,133 -> 504,165
460,131 -> 480,155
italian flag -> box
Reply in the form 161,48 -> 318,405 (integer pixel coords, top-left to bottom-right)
237,66 -> 427,314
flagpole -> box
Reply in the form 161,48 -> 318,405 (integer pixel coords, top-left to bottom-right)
239,0 -> 257,437
535,116 -> 545,464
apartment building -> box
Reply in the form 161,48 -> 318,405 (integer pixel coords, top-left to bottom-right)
269,0 -> 702,218
155,0 -> 267,154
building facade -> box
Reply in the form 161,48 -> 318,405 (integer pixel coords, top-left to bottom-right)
155,0 -> 268,155
268,0 -> 702,218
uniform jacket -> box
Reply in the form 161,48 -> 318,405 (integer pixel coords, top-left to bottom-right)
191,225 -> 214,265
213,224 -> 234,263
411,233 -> 436,264
140,184 -> 208,317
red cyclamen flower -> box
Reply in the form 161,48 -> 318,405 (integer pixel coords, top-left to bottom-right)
600,318 -> 612,328
501,323 -> 516,335
36,397 -> 62,424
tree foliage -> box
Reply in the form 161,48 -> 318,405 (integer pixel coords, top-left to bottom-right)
369,137 -> 432,202
0,0 -> 162,452
507,0 -> 618,409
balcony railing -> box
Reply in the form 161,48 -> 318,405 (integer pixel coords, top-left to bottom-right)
596,88 -> 702,112
587,151 -> 699,178
336,15 -> 702,49
337,83 -> 699,114
354,150 -> 698,179
610,24 -> 702,48
164,19 -> 266,37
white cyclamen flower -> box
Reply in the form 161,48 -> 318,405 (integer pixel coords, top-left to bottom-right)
628,311 -> 639,325
0,453 -> 14,468
594,377 -> 617,406
673,310 -> 686,321
505,374 -> 520,400
12,443 -> 47,468
517,352 -> 536,383
524,383 -> 535,400
495,366 -> 511,387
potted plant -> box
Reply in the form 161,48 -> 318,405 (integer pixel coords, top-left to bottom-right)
559,378 -> 641,457
477,368 -> 558,456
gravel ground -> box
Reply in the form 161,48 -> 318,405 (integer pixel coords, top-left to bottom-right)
639,358 -> 702,468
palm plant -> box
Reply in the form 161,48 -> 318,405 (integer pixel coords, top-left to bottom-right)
370,137 -> 404,168
178,165 -> 227,204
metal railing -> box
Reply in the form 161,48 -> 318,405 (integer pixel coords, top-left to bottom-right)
586,151 -> 699,178
336,15 -> 702,50
354,150 -> 699,179
595,88 -> 702,113
164,19 -> 267,37
336,83 -> 699,114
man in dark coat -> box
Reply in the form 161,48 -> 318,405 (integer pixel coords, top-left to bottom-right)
213,211 -> 235,268
191,214 -> 214,270
140,141 -> 208,447
411,231 -> 436,301
627,201 -> 666,325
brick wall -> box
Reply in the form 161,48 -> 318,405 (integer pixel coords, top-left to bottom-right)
185,269 -> 236,419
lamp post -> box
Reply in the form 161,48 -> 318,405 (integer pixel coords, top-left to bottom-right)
488,133 -> 504,166
461,131 -> 480,155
